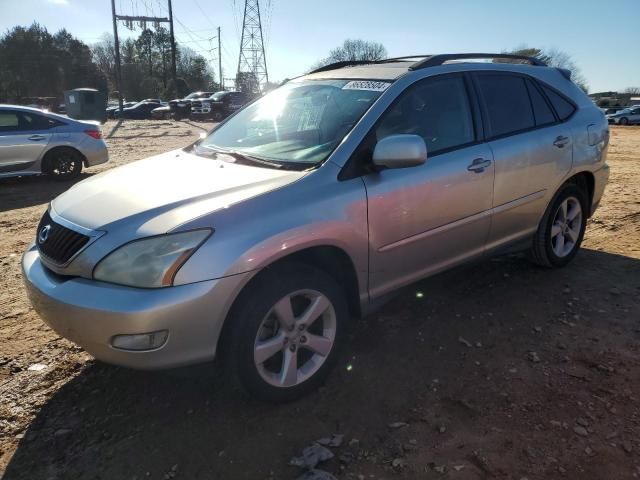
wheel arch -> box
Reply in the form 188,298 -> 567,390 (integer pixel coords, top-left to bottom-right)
41,145 -> 88,172
565,171 -> 595,216
216,245 -> 363,363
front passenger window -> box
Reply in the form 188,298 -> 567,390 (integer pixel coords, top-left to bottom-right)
0,112 -> 20,133
376,76 -> 475,154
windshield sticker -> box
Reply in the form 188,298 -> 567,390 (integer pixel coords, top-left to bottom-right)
342,81 -> 390,92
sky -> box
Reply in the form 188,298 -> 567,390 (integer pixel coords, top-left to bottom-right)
0,0 -> 638,93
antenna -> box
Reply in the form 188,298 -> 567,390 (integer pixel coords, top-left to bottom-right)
237,0 -> 268,93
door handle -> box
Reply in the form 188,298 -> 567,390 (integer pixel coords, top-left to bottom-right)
553,135 -> 570,148
28,134 -> 46,141
467,158 -> 492,173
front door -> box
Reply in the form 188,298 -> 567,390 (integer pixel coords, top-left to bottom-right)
0,110 -> 52,173
363,74 -> 495,298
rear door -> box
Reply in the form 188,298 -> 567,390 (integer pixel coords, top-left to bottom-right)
0,110 -> 53,173
364,74 -> 495,298
473,72 -> 573,250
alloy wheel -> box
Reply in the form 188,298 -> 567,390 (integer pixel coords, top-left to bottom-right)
550,196 -> 583,258
51,154 -> 80,178
253,289 -> 336,388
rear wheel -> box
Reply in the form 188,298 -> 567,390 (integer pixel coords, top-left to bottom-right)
44,148 -> 83,181
529,183 -> 587,267
225,264 -> 347,402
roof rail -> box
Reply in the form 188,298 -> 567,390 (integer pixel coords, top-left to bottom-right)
409,53 -> 547,70
308,60 -> 374,74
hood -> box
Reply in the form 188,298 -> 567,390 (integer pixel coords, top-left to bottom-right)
52,149 -> 306,234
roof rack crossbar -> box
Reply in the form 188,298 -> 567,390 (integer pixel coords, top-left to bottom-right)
308,55 -> 433,74
308,60 -> 375,74
377,55 -> 432,63
409,53 -> 546,70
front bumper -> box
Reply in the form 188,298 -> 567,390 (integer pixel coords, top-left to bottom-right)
22,246 -> 249,369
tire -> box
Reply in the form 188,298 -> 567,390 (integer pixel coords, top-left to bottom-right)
225,263 -> 347,402
529,183 -> 588,268
619,117 -> 629,125
44,148 -> 83,181
212,110 -> 223,122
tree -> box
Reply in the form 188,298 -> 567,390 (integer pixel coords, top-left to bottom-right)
311,39 -> 387,70
623,87 -> 640,95
236,71 -> 260,95
92,34 -> 116,85
177,46 -> 214,91
0,23 -> 106,101
508,46 -> 589,93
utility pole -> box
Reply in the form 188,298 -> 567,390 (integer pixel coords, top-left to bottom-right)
110,0 -> 123,112
237,0 -> 268,93
167,0 -> 177,88
110,0 -> 177,107
218,27 -> 223,90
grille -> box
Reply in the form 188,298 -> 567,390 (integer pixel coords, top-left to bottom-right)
36,211 -> 90,265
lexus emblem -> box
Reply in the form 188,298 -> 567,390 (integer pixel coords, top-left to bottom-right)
38,225 -> 51,244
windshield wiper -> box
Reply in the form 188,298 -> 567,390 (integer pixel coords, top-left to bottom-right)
219,149 -> 286,169
198,145 -> 315,171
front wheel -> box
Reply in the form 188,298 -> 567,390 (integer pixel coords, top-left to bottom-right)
45,148 -> 83,181
529,183 -> 587,267
619,117 -> 629,125
225,264 -> 347,402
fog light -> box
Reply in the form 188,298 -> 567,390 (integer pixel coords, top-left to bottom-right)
111,330 -> 168,351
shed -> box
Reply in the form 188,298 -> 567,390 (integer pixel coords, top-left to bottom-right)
64,88 -> 107,123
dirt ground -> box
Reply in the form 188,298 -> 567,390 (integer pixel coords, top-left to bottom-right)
0,121 -> 639,480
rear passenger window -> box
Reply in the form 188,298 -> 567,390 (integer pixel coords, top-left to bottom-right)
376,75 -> 475,154
476,74 -> 535,138
526,80 -> 556,126
541,85 -> 576,121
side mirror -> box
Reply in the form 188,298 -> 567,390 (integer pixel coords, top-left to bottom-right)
372,134 -> 427,169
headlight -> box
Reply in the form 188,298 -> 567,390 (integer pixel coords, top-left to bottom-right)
93,229 -> 212,288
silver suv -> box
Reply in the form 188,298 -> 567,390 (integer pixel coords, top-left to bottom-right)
22,53 -> 609,401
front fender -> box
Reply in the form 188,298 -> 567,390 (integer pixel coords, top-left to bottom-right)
173,163 -> 369,292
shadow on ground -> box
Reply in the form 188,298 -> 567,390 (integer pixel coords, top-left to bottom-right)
0,174 -> 91,213
4,249 -> 640,479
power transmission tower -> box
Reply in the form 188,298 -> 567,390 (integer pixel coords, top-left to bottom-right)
237,0 -> 268,93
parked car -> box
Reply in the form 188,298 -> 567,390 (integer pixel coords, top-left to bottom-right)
601,106 -> 626,115
607,106 -> 640,125
168,92 -> 214,120
106,101 -> 137,119
191,91 -> 250,121
113,100 -> 165,120
22,53 -> 609,401
0,105 -> 108,180
151,105 -> 172,120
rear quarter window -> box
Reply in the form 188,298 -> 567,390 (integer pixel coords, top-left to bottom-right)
541,85 -> 576,121
526,79 -> 556,126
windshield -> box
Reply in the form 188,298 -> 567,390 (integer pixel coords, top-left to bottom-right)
194,79 -> 388,165
210,92 -> 228,101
